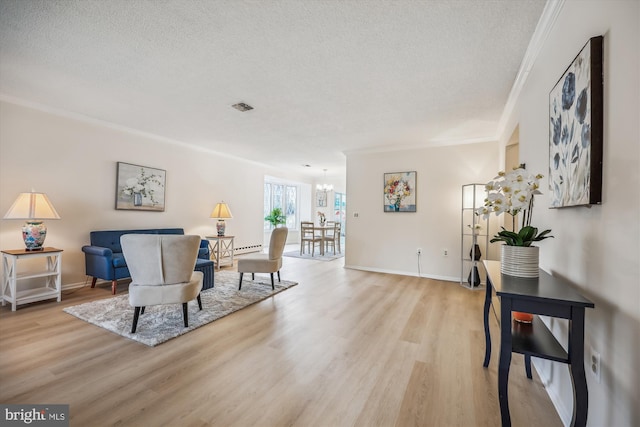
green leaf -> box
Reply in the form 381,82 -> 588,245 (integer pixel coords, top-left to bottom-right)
491,225 -> 554,246
532,229 -> 554,241
517,226 -> 535,245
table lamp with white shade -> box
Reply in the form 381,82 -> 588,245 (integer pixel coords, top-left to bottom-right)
210,201 -> 233,236
3,191 -> 61,251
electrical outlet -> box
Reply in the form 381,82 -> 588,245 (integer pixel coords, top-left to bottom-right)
443,249 -> 448,256
590,347 -> 601,383
416,248 -> 422,255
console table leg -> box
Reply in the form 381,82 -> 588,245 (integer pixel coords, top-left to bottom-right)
483,275 -> 493,368
569,307 -> 588,427
525,354 -> 532,379
498,297 -> 513,427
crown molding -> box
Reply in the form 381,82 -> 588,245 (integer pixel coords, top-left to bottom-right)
496,0 -> 566,140
0,94 -> 273,170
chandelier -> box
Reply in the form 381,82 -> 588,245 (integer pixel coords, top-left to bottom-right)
316,169 -> 333,192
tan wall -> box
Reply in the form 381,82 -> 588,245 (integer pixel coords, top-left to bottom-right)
499,1 -> 640,425
345,141 -> 500,281
0,101 -> 312,287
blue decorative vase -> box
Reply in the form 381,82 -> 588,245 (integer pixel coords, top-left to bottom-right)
216,220 -> 226,236
22,220 -> 47,250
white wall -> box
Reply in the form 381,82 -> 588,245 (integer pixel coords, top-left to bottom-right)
500,1 -> 639,425
345,141 -> 499,281
0,101 -> 313,287
311,174 -> 346,226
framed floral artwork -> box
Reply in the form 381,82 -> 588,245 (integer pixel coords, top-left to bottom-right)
549,35 -> 603,208
384,171 -> 416,212
115,162 -> 166,211
316,190 -> 327,207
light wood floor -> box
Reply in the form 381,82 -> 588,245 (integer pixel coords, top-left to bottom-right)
0,255 -> 563,427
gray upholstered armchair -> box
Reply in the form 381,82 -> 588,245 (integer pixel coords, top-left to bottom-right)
120,234 -> 204,333
238,227 -> 288,290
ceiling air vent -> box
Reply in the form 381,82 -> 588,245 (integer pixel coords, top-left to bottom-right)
231,102 -> 253,112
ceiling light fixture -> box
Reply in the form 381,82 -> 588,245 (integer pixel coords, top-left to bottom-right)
231,102 -> 253,112
316,169 -> 333,192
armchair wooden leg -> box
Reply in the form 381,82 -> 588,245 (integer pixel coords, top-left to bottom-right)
141,306 -> 145,315
252,273 -> 255,280
197,294 -> 203,310
182,303 -> 189,328
277,270 -> 281,282
131,307 -> 141,333
111,280 -> 118,295
91,277 -> 97,288
239,272 -> 243,290
270,273 -> 275,290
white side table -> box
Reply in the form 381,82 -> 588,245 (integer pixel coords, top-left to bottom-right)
1,247 -> 63,311
204,236 -> 234,270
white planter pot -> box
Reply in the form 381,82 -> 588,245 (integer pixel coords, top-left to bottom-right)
500,245 -> 539,278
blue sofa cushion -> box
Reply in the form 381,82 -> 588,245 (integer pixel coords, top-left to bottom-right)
89,228 -> 184,251
195,258 -> 215,290
112,253 -> 127,268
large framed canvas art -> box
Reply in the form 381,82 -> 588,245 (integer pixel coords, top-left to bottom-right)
549,35 -> 603,208
115,162 -> 166,211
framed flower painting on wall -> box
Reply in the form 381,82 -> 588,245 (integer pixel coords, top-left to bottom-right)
115,162 -> 166,211
316,190 -> 327,207
383,171 -> 416,212
549,35 -> 603,208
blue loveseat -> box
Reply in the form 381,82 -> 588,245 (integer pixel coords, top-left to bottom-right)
82,228 -> 214,294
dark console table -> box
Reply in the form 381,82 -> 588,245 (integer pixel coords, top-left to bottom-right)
482,260 -> 595,427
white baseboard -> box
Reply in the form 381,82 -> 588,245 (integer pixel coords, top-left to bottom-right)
62,280 -> 95,290
532,359 -> 572,427
344,264 -> 459,283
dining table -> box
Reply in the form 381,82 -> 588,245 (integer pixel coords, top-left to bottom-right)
310,224 -> 335,256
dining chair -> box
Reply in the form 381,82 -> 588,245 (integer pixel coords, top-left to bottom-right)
324,222 -> 342,254
300,221 -> 322,256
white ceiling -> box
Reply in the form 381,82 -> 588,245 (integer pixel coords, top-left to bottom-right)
0,0 -> 547,180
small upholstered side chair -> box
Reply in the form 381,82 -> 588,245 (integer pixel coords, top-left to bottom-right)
121,234 -> 204,333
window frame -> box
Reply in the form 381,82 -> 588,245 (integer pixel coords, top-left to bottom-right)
264,180 -> 299,231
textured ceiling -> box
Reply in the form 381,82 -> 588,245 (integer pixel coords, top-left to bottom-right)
0,0 -> 547,179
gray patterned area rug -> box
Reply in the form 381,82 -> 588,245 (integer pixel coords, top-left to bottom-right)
283,250 -> 344,261
63,271 -> 298,347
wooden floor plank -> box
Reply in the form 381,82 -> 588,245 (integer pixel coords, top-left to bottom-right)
0,254 -> 562,426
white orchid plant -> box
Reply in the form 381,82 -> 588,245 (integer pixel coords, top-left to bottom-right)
476,166 -> 553,246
